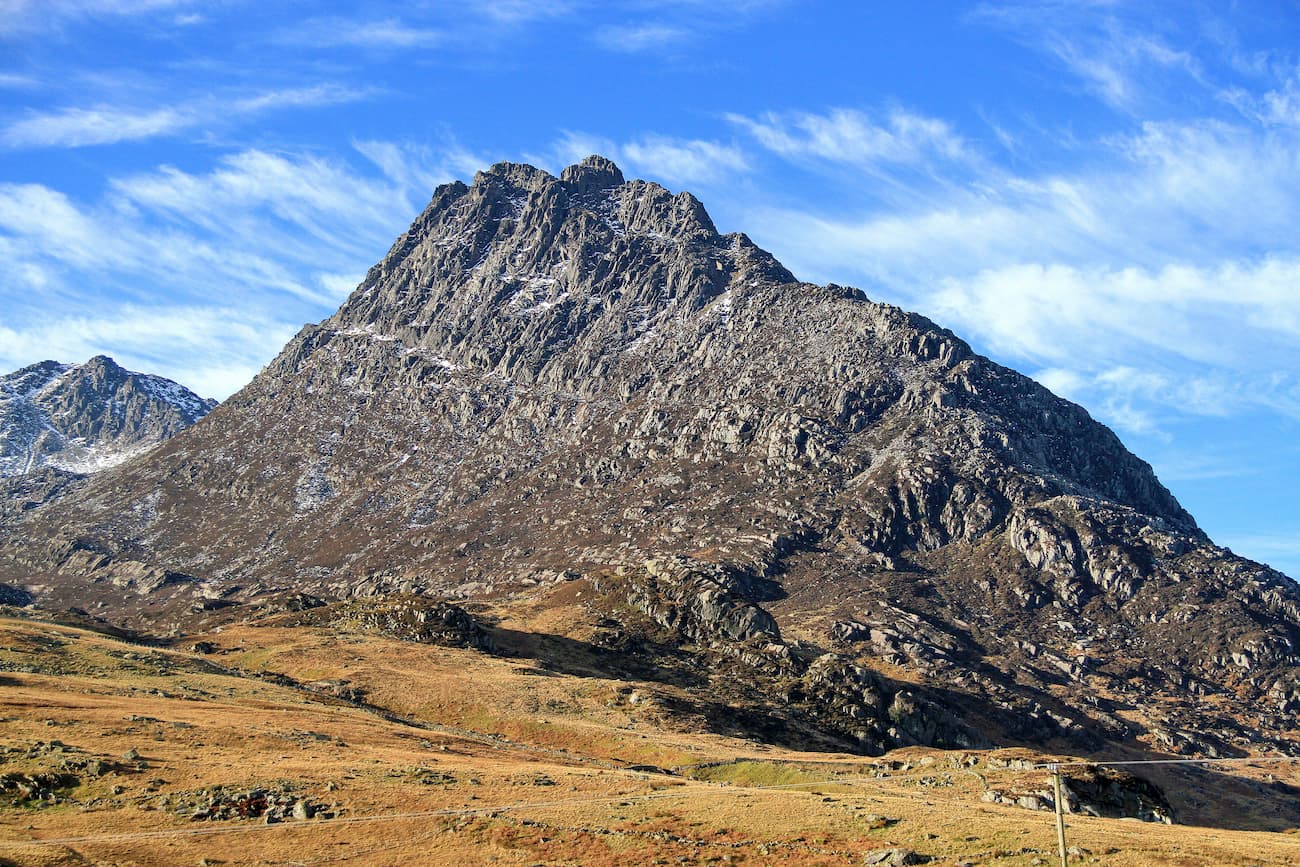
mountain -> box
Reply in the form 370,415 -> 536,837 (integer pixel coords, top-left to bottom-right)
0,355 -> 216,479
2,156 -> 1297,759
0,356 -> 216,539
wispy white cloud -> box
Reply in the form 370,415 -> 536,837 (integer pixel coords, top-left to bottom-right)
708,6 -> 1300,445
730,106 -> 1300,438
729,107 -> 970,171
595,23 -> 688,52
1224,66 -> 1300,127
620,136 -> 749,185
283,17 -> 444,50
1048,29 -> 1199,111
1219,533 -> 1300,563
919,258 -> 1300,432
1145,447 -> 1260,484
583,0 -> 790,53
0,85 -> 367,149
0,177 -> 332,308
0,0 -> 196,35
0,305 -> 292,399
1,105 -> 188,148
534,131 -> 750,189
229,84 -> 369,114
621,0 -> 791,20
474,0 -> 575,24
1033,364 -> 1276,440
739,104 -> 1300,284
353,139 -> 488,197
104,150 -> 425,298
1,143 -> 469,397
757,114 -> 1300,291
3,0 -> 188,11
0,184 -> 130,270
926,259 -> 1300,365
972,2 -> 1204,112
537,131 -> 617,171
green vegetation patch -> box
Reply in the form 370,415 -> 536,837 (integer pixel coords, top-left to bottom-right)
688,760 -> 826,788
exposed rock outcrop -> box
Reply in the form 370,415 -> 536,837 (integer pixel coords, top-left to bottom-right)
288,595 -> 494,651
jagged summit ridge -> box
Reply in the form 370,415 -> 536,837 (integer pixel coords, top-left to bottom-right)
3,156 -> 1298,759
304,156 -> 791,395
0,354 -> 216,478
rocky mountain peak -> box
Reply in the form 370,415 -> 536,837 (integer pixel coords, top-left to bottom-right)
0,355 -> 215,478
316,155 -> 787,393
476,159 -> 553,193
2,360 -> 72,398
77,354 -> 129,392
559,153 -> 625,193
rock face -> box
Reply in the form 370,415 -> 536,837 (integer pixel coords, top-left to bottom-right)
288,595 -> 495,651
0,355 -> 215,478
2,156 -> 1299,757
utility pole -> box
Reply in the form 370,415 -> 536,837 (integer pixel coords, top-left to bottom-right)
1050,763 -> 1068,867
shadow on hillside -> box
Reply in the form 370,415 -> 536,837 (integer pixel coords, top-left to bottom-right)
871,672 -> 1300,832
486,622 -> 1300,831
488,624 -> 865,750
1131,759 -> 1300,832
13,603 -> 1295,833
487,626 -> 710,689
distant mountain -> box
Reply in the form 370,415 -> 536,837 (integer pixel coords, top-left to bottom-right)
0,355 -> 215,478
2,157 -> 1297,760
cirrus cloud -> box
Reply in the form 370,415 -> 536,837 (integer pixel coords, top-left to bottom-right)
1,85 -> 368,150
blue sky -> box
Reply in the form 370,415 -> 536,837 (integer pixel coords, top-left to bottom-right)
1,0 -> 1298,578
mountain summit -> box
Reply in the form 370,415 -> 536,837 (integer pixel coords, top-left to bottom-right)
0,355 -> 215,478
2,157 -> 1297,758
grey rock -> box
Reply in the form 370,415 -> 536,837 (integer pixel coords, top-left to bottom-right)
0,355 -> 214,479
863,848 -> 926,865
290,595 -> 493,651
602,557 -> 781,645
1016,794 -> 1047,811
0,583 -> 32,606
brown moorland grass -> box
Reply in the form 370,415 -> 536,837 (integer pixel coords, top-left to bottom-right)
0,616 -> 1297,865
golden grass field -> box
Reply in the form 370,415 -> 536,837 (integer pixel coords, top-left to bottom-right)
1,612 -> 1298,866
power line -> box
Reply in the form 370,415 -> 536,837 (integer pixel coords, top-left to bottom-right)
1031,754 -> 1300,867
1032,755 -> 1300,769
